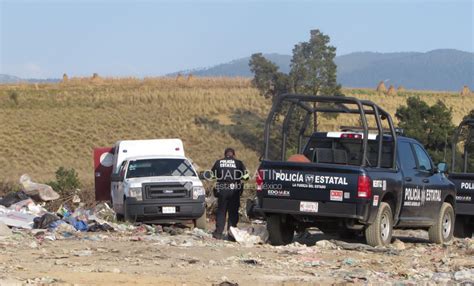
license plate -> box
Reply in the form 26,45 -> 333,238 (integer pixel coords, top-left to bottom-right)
162,206 -> 176,214
300,201 -> 318,213
330,190 -> 343,202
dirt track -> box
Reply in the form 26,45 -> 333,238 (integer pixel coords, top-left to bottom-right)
1,225 -> 473,285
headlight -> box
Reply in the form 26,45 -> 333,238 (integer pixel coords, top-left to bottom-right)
192,186 -> 205,200
129,187 -> 143,201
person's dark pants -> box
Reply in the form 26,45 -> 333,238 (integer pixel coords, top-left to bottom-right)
214,188 -> 240,236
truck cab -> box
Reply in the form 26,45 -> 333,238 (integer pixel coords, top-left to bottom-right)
94,139 -> 206,228
450,118 -> 474,237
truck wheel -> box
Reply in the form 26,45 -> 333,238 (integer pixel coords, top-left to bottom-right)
116,213 -> 124,222
194,212 -> 207,230
454,216 -> 473,238
267,214 -> 295,246
365,202 -> 393,247
429,202 -> 454,243
123,198 -> 136,223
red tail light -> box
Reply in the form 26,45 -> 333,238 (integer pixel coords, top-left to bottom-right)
341,133 -> 362,139
357,175 -> 372,198
256,169 -> 264,192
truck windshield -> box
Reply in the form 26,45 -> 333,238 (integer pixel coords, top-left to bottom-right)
126,159 -> 196,178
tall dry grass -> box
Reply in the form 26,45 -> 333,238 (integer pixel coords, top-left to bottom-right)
0,77 -> 472,186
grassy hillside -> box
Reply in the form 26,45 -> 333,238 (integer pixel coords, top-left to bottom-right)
0,77 -> 472,187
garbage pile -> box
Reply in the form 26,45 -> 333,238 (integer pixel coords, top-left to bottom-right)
0,174 -> 116,237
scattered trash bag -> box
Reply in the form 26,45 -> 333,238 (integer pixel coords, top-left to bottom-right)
65,216 -> 88,232
88,222 -> 114,232
19,174 -> 60,202
0,191 -> 30,207
33,213 -> 60,229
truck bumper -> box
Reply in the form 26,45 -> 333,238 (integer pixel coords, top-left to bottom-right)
125,197 -> 205,221
456,202 -> 474,216
257,198 -> 370,222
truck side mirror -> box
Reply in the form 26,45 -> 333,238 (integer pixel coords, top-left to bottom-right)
111,174 -> 124,182
437,162 -> 448,173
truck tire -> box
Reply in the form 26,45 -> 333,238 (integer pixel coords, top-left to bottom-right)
267,214 -> 295,246
365,202 -> 393,247
454,216 -> 473,238
429,202 -> 454,243
123,198 -> 136,223
116,213 -> 124,222
194,212 -> 207,230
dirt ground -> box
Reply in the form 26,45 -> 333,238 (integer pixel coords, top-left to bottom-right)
0,223 -> 473,285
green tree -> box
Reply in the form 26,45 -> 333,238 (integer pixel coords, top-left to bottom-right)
249,53 -> 289,100
395,97 -> 455,163
289,29 -> 341,96
249,29 -> 341,101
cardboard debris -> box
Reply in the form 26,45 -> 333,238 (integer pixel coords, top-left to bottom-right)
0,211 -> 36,229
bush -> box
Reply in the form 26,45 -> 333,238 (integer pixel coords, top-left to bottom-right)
47,167 -> 81,195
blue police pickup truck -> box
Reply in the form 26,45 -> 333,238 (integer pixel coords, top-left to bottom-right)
451,118 -> 474,238
254,95 -> 456,246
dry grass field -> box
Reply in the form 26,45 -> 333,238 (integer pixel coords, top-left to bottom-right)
0,77 -> 472,188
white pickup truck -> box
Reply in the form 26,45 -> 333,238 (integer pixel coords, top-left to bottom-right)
94,139 -> 206,228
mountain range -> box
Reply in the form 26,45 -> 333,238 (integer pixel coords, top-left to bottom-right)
171,49 -> 473,91
1,49 -> 472,91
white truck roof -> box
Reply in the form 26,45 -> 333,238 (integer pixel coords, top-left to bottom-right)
112,139 -> 185,172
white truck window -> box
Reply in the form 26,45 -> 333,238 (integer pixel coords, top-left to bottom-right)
126,159 -> 196,178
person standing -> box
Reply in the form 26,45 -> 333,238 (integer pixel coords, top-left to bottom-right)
211,147 -> 249,239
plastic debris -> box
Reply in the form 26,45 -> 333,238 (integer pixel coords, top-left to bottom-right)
229,225 -> 268,246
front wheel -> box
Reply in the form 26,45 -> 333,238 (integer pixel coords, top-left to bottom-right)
267,214 -> 295,246
429,202 -> 454,243
365,202 -> 393,247
123,198 -> 137,223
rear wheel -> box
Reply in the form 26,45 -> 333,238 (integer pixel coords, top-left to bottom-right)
429,202 -> 454,244
194,212 -> 207,230
365,202 -> 393,247
267,214 -> 295,246
454,216 -> 473,238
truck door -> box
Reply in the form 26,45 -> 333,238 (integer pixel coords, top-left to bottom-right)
398,141 -> 428,221
94,147 -> 114,201
412,143 -> 445,220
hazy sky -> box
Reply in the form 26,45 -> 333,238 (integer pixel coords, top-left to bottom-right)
1,0 -> 473,78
